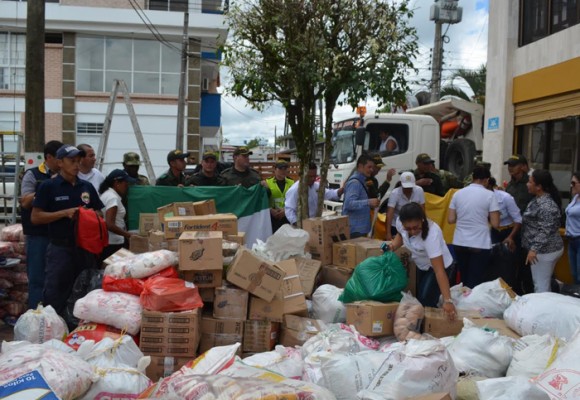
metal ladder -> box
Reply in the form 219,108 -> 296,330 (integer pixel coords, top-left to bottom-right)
96,79 -> 156,182
0,131 -> 22,225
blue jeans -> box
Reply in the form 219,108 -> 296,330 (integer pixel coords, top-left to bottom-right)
454,245 -> 491,289
568,237 -> 580,284
416,264 -> 456,307
26,235 -> 50,309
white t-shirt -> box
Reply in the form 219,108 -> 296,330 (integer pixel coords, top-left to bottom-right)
387,186 -> 425,226
449,183 -> 499,249
396,218 -> 453,271
100,188 -> 126,245
78,168 -> 105,192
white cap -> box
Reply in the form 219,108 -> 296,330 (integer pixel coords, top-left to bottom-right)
400,171 -> 416,188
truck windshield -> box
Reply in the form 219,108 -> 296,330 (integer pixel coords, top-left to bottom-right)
330,130 -> 356,164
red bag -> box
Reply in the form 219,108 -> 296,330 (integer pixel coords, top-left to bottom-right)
64,322 -> 139,350
140,276 -> 203,312
103,267 -> 179,296
74,206 -> 108,255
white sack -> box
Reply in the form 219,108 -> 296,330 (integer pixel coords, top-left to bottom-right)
312,284 -> 346,323
477,376 -> 550,400
301,324 -> 377,359
242,345 -> 304,380
81,335 -> 147,370
78,367 -> 151,400
14,304 -> 68,343
441,279 -> 514,318
251,224 -> 310,261
104,249 -> 178,279
507,334 -> 565,378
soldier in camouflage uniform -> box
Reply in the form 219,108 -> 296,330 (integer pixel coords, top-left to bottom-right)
414,153 -> 445,196
156,150 -> 189,186
185,151 -> 224,186
220,146 -> 262,188
122,152 -> 150,185
462,160 -> 491,187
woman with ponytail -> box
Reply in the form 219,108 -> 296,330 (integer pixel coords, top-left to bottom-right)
386,202 -> 457,319
522,169 -> 564,292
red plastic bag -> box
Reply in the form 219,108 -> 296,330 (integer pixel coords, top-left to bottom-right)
140,276 -> 203,312
103,267 -> 179,296
64,322 -> 139,350
74,206 -> 108,255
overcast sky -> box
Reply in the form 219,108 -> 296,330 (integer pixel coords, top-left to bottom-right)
219,0 -> 489,146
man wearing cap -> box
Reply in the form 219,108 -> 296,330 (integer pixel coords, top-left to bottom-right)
367,154 -> 396,200
186,151 -> 224,186
343,154 -> 380,237
156,150 -> 189,186
220,146 -> 261,188
122,152 -> 150,186
31,145 -> 104,319
414,153 -> 444,197
265,160 -> 294,232
386,171 -> 426,241
19,140 -> 63,309
77,144 -> 105,192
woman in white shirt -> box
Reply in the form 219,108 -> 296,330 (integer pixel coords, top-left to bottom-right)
99,169 -> 136,260
387,202 -> 457,319
385,171 -> 425,241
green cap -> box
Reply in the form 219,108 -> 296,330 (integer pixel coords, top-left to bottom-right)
202,151 -> 217,160
167,149 -> 189,163
233,146 -> 253,156
123,152 -> 141,166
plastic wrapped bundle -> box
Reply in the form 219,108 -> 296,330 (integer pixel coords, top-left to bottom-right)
104,250 -> 178,279
0,224 -> 24,242
14,304 -> 68,343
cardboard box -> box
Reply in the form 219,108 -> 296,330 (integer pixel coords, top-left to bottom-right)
332,238 -> 384,269
468,318 -> 521,339
226,232 -> 246,246
130,235 -> 149,254
279,315 -> 327,347
157,202 -> 197,229
181,268 -> 223,288
293,257 -> 321,297
407,393 -> 452,400
167,239 -> 179,252
178,231 -> 223,271
148,230 -> 167,251
243,320 -> 280,353
395,246 -> 417,297
199,316 -> 244,354
139,213 -> 161,235
139,309 -> 201,357
317,264 -> 353,288
423,307 -> 482,338
213,285 -> 249,320
226,248 -> 286,302
193,199 -> 217,215
164,214 -> 238,239
146,356 -> 191,382
345,301 -> 399,337
303,216 -> 350,265
103,248 -> 134,265
199,287 -> 215,303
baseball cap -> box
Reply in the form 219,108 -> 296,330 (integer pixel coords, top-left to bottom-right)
123,152 -> 141,166
167,149 -> 189,163
106,169 -> 137,184
400,171 -> 416,188
275,160 -> 289,169
371,154 -> 384,168
56,145 -> 85,160
503,154 -> 528,166
415,153 -> 435,164
233,146 -> 253,156
202,151 -> 217,160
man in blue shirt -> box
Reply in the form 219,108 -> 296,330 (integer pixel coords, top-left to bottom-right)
342,154 -> 380,237
31,145 -> 104,319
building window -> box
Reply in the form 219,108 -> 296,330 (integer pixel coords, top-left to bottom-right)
0,33 -> 25,91
76,36 -> 181,95
520,0 -> 580,45
149,0 -> 188,12
77,122 -> 104,135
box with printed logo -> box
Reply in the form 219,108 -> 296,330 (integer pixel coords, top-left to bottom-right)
345,301 -> 399,337
164,214 -> 238,239
242,320 -> 280,353
139,213 -> 161,235
293,257 -> 321,298
213,285 -> 249,320
303,216 -> 350,265
178,231 -> 223,271
318,264 -> 353,288
199,316 -> 244,354
180,268 -> 223,288
192,199 -> 217,215
332,238 -> 384,269
139,308 -> 201,357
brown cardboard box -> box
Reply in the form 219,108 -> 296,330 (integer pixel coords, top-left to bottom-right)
148,230 -> 167,251
139,213 -> 161,235
193,200 -> 217,215
318,264 -> 353,288
199,316 -> 244,354
345,301 -> 399,337
302,216 -> 350,265
395,246 -> 417,297
178,231 -> 223,271
139,309 -> 201,357
423,307 -> 483,338
146,356 -> 191,382
103,248 -> 134,265
468,318 -> 521,339
332,238 -> 384,269
213,285 -> 249,320
199,287 -> 215,303
243,320 -> 280,353
407,393 -> 452,400
293,257 -> 322,297
164,214 -> 238,239
226,248 -> 286,302
167,239 -> 179,252
226,232 -> 246,246
157,202 -> 197,229
129,235 -> 149,254
181,268 -> 223,288
279,315 -> 327,347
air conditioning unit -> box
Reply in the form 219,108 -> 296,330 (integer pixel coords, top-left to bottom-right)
202,78 -> 209,92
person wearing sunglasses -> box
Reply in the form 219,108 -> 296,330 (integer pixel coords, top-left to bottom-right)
565,172 -> 580,284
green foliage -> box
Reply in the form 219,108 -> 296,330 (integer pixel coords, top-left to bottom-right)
441,64 -> 487,105
245,136 -> 267,148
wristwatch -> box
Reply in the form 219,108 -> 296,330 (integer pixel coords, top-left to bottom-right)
443,299 -> 455,305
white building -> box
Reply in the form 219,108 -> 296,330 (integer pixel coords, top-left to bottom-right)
0,0 -> 227,178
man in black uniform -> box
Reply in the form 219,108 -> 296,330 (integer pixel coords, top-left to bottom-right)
220,146 -> 262,187
31,145 -> 104,317
414,153 -> 445,196
186,151 -> 223,186
156,149 -> 189,186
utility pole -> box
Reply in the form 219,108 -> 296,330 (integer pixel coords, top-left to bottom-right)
176,11 -> 189,150
429,0 -> 462,103
25,0 -> 46,152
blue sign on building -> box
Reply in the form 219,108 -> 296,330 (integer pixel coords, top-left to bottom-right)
487,117 -> 500,132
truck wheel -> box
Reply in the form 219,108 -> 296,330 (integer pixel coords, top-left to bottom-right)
439,140 -> 449,170
445,139 -> 475,181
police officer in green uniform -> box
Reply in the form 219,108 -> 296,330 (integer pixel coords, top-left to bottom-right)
462,160 -> 491,187
156,150 -> 189,186
265,160 -> 294,232
186,151 -> 224,186
122,152 -> 150,185
220,146 -> 261,188
414,153 -> 445,196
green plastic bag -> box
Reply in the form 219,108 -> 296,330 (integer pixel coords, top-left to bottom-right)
339,251 -> 408,303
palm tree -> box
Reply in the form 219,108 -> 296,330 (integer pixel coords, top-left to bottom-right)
441,64 -> 486,105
